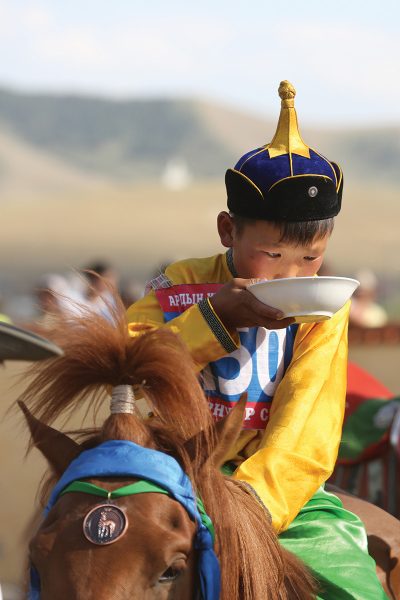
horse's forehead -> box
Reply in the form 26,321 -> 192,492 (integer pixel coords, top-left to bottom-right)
126,490 -> 195,526
88,476 -> 141,489
32,481 -> 197,580
41,478 -> 196,537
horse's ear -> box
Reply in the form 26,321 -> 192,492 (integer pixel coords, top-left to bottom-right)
18,401 -> 81,475
211,393 -> 247,468
184,393 -> 247,468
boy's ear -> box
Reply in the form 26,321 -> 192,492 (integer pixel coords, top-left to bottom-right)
217,211 -> 235,248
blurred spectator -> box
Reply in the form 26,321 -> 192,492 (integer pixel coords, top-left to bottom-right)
350,269 -> 388,328
120,278 -> 144,308
0,292 -> 12,323
81,260 -> 118,319
36,273 -> 85,326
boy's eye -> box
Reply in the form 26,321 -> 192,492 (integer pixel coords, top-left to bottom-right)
264,252 -> 281,258
303,256 -> 318,261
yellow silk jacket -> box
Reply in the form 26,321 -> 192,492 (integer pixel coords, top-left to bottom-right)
127,251 -> 349,533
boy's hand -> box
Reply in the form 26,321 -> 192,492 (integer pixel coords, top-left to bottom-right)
210,278 -> 295,331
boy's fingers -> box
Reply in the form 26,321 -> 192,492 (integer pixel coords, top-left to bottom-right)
232,278 -> 253,290
243,279 -> 285,319
246,291 -> 283,319
236,277 -> 268,289
247,277 -> 267,286
264,317 -> 296,330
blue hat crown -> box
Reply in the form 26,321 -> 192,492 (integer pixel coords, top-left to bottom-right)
226,81 -> 343,222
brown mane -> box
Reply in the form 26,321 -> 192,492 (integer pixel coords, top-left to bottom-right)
21,294 -> 316,599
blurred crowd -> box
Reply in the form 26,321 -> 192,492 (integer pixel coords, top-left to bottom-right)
318,264 -> 389,329
0,260 -> 145,329
0,259 -> 394,331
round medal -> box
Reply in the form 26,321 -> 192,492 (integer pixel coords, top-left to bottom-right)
83,504 -> 128,545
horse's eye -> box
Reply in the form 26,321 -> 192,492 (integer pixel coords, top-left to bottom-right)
159,566 -> 181,583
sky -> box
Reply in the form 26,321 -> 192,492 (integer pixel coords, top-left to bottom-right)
0,0 -> 399,126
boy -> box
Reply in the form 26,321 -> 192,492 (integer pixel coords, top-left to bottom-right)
127,81 -> 387,598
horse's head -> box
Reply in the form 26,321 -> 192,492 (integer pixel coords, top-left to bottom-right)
21,389 -> 247,600
29,472 -> 197,600
19,296 -> 316,599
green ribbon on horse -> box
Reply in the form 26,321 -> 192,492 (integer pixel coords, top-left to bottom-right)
61,479 -> 215,542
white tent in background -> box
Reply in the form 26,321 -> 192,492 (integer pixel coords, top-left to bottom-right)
162,158 -> 192,190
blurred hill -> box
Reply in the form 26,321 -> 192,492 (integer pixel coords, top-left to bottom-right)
0,128 -> 107,198
0,87 -> 399,184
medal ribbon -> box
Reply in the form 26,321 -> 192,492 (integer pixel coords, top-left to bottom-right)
60,479 -> 215,542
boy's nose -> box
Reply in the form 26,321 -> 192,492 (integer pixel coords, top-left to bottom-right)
273,266 -> 300,279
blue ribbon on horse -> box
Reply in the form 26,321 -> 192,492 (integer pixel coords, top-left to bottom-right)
29,440 -> 220,600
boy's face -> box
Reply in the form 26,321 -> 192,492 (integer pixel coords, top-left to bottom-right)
217,212 -> 329,280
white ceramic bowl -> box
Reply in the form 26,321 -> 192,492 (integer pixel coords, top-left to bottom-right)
247,276 -> 360,323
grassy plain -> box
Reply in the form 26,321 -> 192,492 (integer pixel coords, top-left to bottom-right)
1,179 -> 399,292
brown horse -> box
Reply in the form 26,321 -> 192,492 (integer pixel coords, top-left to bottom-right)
19,301 -> 316,599
330,487 -> 400,600
18,299 -> 400,599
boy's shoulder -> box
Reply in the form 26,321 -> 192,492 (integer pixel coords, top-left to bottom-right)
157,252 -> 232,286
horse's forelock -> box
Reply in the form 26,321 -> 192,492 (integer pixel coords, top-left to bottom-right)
19,292 -> 214,444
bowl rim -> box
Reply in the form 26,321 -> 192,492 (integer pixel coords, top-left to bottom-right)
247,276 -> 360,288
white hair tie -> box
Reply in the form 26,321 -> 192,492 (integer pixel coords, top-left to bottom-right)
110,385 -> 136,414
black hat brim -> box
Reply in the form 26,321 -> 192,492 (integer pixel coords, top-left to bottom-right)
226,167 -> 342,222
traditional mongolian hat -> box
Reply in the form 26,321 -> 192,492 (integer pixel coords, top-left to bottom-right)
0,322 -> 63,361
226,80 -> 343,222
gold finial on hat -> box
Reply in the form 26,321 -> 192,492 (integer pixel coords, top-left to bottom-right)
267,80 -> 310,159
278,80 -> 296,106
